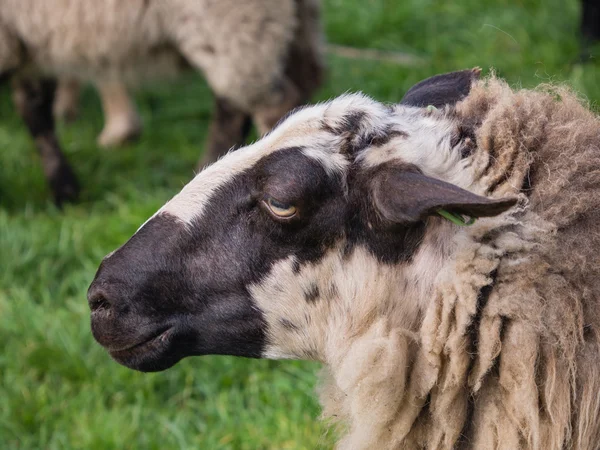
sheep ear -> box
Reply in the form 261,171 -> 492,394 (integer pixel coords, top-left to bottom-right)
371,169 -> 517,224
400,68 -> 481,108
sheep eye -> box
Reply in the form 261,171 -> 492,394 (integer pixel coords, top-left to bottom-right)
264,197 -> 297,218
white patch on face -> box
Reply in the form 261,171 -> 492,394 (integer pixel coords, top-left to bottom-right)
322,92 -> 391,135
302,146 -> 348,177
250,244 -> 442,363
358,106 -> 474,189
159,142 -> 275,225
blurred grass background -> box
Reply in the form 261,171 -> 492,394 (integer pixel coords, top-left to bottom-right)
0,0 -> 598,448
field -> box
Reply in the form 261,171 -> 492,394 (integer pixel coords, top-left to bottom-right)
1,0 -> 598,448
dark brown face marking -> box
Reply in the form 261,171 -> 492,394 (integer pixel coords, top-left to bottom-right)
328,111 -> 367,135
304,283 -> 320,303
89,147 -> 347,370
323,111 -> 370,157
353,126 -> 408,155
292,259 -> 302,273
327,282 -> 339,299
323,110 -> 408,157
280,318 -> 299,331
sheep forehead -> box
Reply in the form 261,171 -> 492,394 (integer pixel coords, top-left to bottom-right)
357,106 -> 467,184
147,93 -> 465,231
150,93 -> 389,226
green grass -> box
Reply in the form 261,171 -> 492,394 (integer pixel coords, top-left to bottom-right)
1,0 -> 598,448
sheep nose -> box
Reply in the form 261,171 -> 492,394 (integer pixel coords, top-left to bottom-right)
87,282 -> 113,313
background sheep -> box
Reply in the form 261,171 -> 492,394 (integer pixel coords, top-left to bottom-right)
0,0 -> 324,205
581,0 -> 600,48
88,69 -> 600,449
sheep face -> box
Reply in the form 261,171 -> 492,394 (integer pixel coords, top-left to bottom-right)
88,71 -> 516,372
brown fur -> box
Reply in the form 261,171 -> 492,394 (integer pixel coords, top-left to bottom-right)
319,77 -> 600,449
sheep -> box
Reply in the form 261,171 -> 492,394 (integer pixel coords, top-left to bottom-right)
581,0 -> 600,47
87,68 -> 600,449
0,0 -> 324,205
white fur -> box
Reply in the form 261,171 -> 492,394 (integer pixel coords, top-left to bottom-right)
0,0 -> 317,111
358,106 -> 473,188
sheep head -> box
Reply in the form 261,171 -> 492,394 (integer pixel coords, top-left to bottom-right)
88,69 -> 516,372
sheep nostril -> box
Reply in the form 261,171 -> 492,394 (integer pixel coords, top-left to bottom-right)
92,297 -> 108,312
88,288 -> 112,313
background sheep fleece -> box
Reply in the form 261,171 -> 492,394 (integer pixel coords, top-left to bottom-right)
319,77 -> 600,449
0,0 -> 300,107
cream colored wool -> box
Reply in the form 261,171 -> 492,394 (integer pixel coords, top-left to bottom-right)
316,78 -> 600,449
0,0 -> 317,111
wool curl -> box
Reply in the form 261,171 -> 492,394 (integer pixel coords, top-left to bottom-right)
319,77 -> 600,450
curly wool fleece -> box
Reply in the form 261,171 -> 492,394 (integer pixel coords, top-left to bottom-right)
319,77 -> 600,450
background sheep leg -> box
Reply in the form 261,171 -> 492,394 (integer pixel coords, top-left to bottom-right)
200,77 -> 303,164
252,0 -> 324,136
285,0 -> 325,102
198,97 -> 252,168
12,78 -> 79,206
96,81 -> 142,148
250,78 -> 303,136
581,0 -> 600,43
53,78 -> 81,122
171,0 -> 316,164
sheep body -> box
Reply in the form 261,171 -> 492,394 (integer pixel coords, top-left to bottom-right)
0,0 -> 303,111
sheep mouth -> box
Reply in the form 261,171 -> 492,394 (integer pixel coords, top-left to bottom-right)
108,327 -> 175,369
